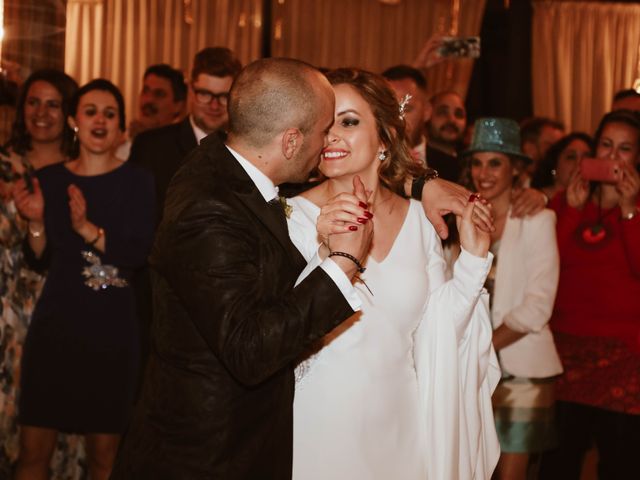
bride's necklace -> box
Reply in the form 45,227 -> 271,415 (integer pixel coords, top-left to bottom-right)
577,187 -> 617,247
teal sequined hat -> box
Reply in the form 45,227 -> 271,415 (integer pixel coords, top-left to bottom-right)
464,117 -> 530,162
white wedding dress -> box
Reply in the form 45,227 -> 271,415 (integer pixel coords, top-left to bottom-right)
287,197 -> 501,480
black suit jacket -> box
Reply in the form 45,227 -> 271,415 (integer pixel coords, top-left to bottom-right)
111,135 -> 355,480
129,117 -> 198,223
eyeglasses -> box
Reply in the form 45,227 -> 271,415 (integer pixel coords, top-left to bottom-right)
192,86 -> 229,106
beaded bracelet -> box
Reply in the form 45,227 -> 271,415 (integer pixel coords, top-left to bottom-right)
328,251 -> 366,274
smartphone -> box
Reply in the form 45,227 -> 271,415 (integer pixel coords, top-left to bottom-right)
438,36 -> 481,58
579,157 -> 622,183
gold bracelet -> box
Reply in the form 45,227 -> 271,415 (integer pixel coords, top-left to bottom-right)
87,226 -> 104,246
28,223 -> 44,238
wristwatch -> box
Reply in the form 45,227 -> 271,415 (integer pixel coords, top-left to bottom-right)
410,168 -> 439,200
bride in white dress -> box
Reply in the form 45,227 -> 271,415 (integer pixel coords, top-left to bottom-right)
287,68 -> 500,480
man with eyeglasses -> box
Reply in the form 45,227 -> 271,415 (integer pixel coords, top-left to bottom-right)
426,91 -> 467,183
129,47 -> 242,222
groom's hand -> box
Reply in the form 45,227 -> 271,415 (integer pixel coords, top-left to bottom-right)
419,178 -> 494,239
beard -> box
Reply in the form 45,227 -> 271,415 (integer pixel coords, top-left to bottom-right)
429,121 -> 462,144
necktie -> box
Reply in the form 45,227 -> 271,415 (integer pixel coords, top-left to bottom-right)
268,197 -> 288,232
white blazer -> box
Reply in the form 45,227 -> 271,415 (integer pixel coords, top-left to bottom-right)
492,208 -> 563,378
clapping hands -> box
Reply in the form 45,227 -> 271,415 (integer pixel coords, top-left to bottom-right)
13,177 -> 44,222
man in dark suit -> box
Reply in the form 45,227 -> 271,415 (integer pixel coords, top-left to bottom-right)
110,58 -> 373,479
128,49 -> 242,378
129,47 -> 242,221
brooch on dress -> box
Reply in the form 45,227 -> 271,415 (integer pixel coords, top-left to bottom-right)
80,250 -> 128,291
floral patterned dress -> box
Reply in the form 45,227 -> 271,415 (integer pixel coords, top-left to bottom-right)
0,193 -> 87,479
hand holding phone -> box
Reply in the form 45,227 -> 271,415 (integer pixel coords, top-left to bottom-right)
579,157 -> 622,184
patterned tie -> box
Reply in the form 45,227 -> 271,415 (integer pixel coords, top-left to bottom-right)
268,196 -> 288,232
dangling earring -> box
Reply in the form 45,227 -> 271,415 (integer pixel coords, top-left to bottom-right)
378,150 -> 387,161
71,126 -> 79,153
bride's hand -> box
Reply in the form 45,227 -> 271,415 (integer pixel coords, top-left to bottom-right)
317,193 -> 372,241
456,196 -> 491,258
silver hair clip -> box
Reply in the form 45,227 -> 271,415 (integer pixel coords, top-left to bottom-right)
399,94 -> 412,119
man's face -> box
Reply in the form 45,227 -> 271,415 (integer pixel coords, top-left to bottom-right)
387,78 -> 429,148
289,81 -> 335,183
189,74 -> 234,134
138,74 -> 183,130
428,93 -> 466,146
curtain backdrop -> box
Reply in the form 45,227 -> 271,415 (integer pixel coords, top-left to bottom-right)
65,0 -> 262,125
532,1 -> 640,133
271,0 -> 487,99
65,0 -> 487,119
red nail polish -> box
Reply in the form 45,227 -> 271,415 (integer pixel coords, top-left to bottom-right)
349,225 -> 358,231
357,217 -> 367,224
358,201 -> 368,209
364,211 -> 373,219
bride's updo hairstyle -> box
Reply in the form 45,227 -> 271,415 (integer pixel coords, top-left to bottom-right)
325,68 -> 426,195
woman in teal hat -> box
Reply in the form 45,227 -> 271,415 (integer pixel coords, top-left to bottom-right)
466,118 -> 562,479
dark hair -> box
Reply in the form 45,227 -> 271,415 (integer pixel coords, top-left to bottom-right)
70,79 -> 126,131
520,117 -> 565,144
325,68 -> 425,195
8,69 -> 78,156
613,89 -> 640,103
229,57 -> 327,148
190,47 -> 242,81
593,109 -> 640,152
144,63 -> 187,102
69,79 -> 126,158
381,65 -> 427,91
531,132 -> 592,189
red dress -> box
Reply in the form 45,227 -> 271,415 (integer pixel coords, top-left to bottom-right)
550,194 -> 640,414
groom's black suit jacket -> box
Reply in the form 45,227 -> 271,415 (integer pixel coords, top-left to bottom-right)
110,135 -> 354,479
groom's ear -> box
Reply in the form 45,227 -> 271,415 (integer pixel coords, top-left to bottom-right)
281,128 -> 302,159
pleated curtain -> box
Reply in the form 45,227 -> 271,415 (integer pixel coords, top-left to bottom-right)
65,0 -> 262,125
271,0 -> 487,99
532,1 -> 640,133
65,0 -> 487,120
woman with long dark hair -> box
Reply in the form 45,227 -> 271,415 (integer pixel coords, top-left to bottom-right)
0,69 -> 83,478
12,79 -> 154,480
540,109 -> 640,479
531,132 -> 592,201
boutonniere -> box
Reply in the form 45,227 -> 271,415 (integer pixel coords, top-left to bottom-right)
279,196 -> 293,219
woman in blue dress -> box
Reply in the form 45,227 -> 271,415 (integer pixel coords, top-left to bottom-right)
12,79 -> 155,480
